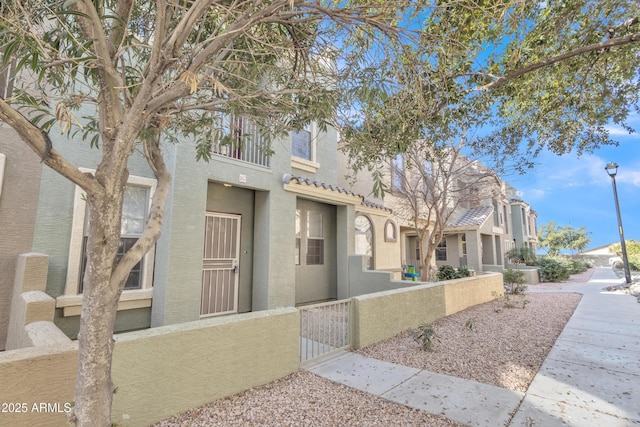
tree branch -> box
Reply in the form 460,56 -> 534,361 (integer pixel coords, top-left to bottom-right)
110,134 -> 171,291
477,33 -> 640,91
0,98 -> 99,193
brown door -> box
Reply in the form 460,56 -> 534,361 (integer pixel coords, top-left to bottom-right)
201,212 -> 241,317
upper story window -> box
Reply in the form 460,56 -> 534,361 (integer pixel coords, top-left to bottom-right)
391,153 -> 405,192
292,127 -> 312,160
291,123 -> 319,173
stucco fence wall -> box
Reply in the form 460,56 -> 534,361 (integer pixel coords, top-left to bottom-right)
0,272 -> 503,427
0,308 -> 300,427
352,272 -> 503,349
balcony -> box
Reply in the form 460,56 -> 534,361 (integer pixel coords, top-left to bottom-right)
211,116 -> 271,168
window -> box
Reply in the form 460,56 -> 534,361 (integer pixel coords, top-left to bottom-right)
57,171 -> 156,316
355,214 -> 374,269
461,234 -> 467,256
78,185 -> 148,292
503,205 -> 509,233
295,209 -> 301,265
306,211 -> 324,265
292,127 -> 312,160
391,153 -> 404,192
384,219 -> 397,242
436,240 -> 447,261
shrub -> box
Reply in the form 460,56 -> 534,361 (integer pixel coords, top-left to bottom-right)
503,268 -> 527,294
436,265 -> 471,281
457,266 -> 471,278
437,265 -> 457,280
568,258 -> 589,274
411,323 -> 440,351
535,256 -> 571,282
506,247 -> 537,265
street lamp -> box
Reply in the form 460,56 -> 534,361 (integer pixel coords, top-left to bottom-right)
605,162 -> 632,285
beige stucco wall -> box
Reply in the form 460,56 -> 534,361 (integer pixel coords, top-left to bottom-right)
352,273 -> 503,349
443,272 -> 504,316
352,283 -> 447,349
0,307 -> 299,427
0,273 -> 502,426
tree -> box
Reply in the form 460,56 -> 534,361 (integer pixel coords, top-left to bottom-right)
609,240 -> 640,271
538,221 -> 592,255
338,2 -> 640,175
385,135 -> 500,281
0,1 -> 412,425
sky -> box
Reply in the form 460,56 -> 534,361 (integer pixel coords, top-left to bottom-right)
502,118 -> 640,252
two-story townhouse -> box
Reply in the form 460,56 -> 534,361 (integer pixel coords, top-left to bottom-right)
506,184 -> 538,253
338,145 -> 536,278
0,99 -> 392,345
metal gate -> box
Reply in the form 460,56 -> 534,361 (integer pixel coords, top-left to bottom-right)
299,299 -> 351,362
201,212 -> 241,317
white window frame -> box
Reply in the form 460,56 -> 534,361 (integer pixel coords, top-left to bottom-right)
291,122 -> 319,173
56,169 -> 157,317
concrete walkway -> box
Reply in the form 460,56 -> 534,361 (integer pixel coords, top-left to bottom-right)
303,268 -> 640,426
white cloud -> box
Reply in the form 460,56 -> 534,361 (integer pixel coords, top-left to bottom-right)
605,125 -> 637,137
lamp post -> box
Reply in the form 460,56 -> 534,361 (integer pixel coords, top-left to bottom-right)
605,162 -> 632,285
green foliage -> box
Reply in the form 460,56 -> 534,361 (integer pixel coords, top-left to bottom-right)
503,268 -> 527,294
535,256 -> 572,282
411,323 -> 440,351
537,222 -> 592,255
506,247 -> 536,265
339,1 -> 640,178
436,265 -> 471,281
609,240 -> 640,271
464,317 -> 476,332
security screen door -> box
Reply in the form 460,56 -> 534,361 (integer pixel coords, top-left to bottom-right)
201,212 -> 241,317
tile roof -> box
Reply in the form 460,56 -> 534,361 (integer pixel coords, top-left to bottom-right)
283,174 -> 391,212
448,205 -> 494,228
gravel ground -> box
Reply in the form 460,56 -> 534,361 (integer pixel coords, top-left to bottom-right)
153,270 -> 591,427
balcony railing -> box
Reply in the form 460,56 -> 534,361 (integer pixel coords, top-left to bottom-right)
211,117 -> 271,168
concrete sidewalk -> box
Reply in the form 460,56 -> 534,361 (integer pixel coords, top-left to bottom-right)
304,268 -> 640,426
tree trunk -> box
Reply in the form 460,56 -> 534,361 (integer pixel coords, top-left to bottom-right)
72,192 -> 124,427
422,250 -> 435,282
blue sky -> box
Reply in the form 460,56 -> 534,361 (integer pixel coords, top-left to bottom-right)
503,117 -> 640,252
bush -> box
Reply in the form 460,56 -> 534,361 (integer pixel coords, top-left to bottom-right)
535,256 -> 571,282
506,247 -> 536,265
411,323 -> 440,351
436,265 -> 471,281
568,258 -> 589,274
503,268 -> 527,294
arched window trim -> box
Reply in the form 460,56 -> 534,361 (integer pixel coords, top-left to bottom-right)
384,219 -> 397,242
355,213 -> 375,269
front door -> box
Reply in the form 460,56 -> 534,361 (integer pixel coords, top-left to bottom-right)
201,212 -> 241,317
